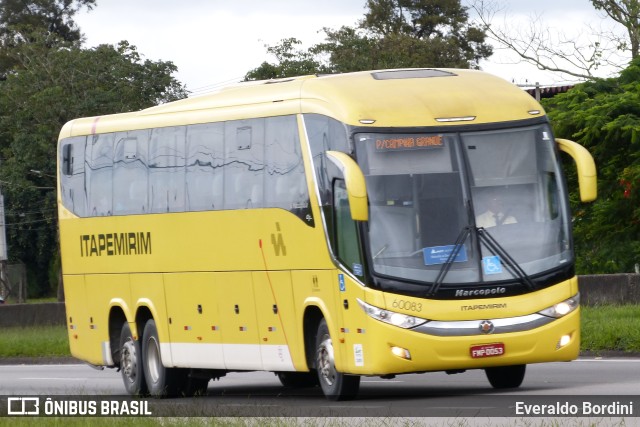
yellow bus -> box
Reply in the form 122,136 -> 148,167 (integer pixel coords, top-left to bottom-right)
57,68 -> 596,400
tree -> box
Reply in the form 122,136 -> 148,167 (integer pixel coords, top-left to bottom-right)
592,0 -> 640,60
542,59 -> 640,273
330,0 -> 492,72
0,0 -> 95,40
245,0 -> 493,79
245,38 -> 328,81
0,0 -> 95,78
0,4 -> 186,297
471,0 -> 640,80
316,0 -> 492,72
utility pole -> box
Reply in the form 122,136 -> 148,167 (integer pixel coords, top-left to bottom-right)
0,189 -> 8,302
0,191 -> 6,260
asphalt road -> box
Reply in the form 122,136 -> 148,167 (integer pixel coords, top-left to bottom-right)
1,358 -> 639,418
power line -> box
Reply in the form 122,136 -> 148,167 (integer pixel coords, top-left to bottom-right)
4,217 -> 55,227
5,208 -> 57,216
187,76 -> 245,97
0,179 -> 55,190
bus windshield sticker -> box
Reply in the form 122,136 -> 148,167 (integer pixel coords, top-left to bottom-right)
375,135 -> 443,152
353,263 -> 363,276
338,274 -> 346,292
482,256 -> 503,275
423,245 -> 468,266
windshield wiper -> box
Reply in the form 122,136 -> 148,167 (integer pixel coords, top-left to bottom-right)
427,226 -> 536,296
427,226 -> 472,296
373,244 -> 388,260
476,227 -> 536,291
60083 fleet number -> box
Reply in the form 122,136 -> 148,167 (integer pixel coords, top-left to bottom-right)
391,299 -> 423,312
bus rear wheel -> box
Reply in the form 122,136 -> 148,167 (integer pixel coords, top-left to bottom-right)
485,364 -> 526,389
119,322 -> 147,396
141,319 -> 186,397
315,319 -> 360,401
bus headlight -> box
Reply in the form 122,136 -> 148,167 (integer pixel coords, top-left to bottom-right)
357,299 -> 428,329
537,294 -> 580,318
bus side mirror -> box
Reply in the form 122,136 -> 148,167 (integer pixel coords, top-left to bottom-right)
326,151 -> 368,221
556,138 -> 597,202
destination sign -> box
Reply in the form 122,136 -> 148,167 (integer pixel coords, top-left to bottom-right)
375,135 -> 444,152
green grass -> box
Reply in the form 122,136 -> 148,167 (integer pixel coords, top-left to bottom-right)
0,305 -> 639,358
0,415 -> 270,427
0,416 -> 631,427
2,296 -> 59,304
0,325 -> 70,358
581,304 -> 640,353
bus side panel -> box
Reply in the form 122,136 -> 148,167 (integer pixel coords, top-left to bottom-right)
292,269 -> 347,370
252,271 -> 298,371
63,274 -> 92,362
129,273 -> 170,364
332,273 -> 370,374
216,271 -> 262,370
163,272 -> 224,369
83,274 -> 131,365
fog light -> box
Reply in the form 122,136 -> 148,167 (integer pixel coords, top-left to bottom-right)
391,346 -> 411,360
557,334 -> 571,349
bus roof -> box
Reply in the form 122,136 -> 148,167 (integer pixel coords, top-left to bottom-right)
59,68 -> 545,138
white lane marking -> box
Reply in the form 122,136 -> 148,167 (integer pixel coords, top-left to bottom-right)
0,364 -> 85,368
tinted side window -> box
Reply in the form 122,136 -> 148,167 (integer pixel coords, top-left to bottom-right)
265,116 -> 301,209
113,130 -> 149,214
334,179 -> 363,276
87,133 -> 114,216
59,136 -> 87,217
186,122 -> 224,211
66,115 -> 314,219
149,126 -> 186,213
223,119 -> 265,210
264,115 -> 312,224
304,114 -> 350,208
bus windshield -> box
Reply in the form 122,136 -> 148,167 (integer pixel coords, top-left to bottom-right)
354,124 -> 571,287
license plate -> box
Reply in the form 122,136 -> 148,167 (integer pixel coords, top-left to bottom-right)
470,343 -> 505,358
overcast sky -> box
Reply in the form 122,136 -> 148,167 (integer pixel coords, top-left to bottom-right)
74,0 -> 619,96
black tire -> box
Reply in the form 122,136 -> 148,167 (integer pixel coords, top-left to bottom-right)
315,318 -> 360,401
485,364 -> 526,389
119,322 -> 147,396
276,371 -> 319,388
141,319 -> 184,397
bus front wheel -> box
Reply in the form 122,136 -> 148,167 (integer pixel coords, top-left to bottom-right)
315,319 -> 360,401
485,364 -> 526,389
119,322 -> 147,396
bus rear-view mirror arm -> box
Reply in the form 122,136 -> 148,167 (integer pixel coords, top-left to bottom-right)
556,138 -> 597,203
326,151 -> 369,222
